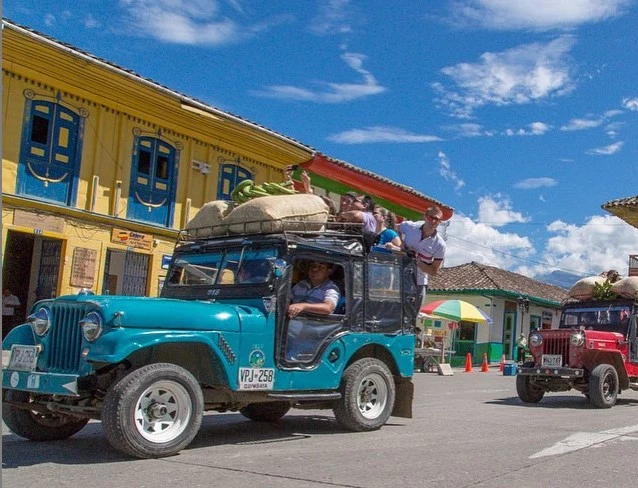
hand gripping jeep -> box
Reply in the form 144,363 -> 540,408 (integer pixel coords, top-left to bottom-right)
516,298 -> 638,408
2,222 -> 419,458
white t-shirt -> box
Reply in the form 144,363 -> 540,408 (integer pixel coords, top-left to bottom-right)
398,221 -> 446,286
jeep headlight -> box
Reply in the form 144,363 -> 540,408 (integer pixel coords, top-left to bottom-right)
28,308 -> 52,336
529,332 -> 543,348
570,331 -> 585,347
80,311 -> 103,342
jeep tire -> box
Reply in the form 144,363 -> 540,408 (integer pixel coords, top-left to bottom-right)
2,390 -> 89,441
333,358 -> 395,431
516,374 -> 545,403
102,363 -> 204,458
588,363 -> 618,408
239,402 -> 291,422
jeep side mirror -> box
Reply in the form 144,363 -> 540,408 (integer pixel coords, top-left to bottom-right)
272,258 -> 287,277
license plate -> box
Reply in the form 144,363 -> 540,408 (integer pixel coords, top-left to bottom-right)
238,368 -> 275,390
8,345 -> 39,372
541,354 -> 562,367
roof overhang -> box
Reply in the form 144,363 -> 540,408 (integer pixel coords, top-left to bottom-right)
299,153 -> 454,221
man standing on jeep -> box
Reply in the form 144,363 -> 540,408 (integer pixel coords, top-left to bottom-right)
387,205 -> 446,305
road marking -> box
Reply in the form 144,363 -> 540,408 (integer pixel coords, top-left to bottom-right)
530,424 -> 638,458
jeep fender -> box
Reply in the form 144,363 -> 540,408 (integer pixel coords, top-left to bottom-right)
584,351 -> 629,390
86,330 -> 234,386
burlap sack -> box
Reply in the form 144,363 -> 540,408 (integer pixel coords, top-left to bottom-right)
185,200 -> 233,238
568,275 -> 605,300
611,277 -> 638,299
224,194 -> 329,234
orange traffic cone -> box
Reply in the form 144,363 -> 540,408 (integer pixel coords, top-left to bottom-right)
499,354 -> 506,372
464,353 -> 473,372
481,353 -> 489,372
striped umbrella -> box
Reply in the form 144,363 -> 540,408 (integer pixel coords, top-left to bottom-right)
420,299 -> 492,324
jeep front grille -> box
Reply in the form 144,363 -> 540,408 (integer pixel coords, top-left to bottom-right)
46,303 -> 92,374
541,333 -> 570,366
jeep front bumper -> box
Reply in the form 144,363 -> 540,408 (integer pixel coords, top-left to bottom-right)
2,369 -> 80,397
518,366 -> 585,379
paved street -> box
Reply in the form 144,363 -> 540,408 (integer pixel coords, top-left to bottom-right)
3,367 -> 638,488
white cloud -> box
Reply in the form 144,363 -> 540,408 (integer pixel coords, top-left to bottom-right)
433,37 -> 575,118
327,126 -> 441,144
443,123 -> 496,137
119,0 -> 244,45
622,97 -> 638,111
449,0 -> 631,30
438,151 -> 465,191
444,213 -> 535,269
44,14 -> 56,26
514,177 -> 558,189
586,141 -> 624,155
84,14 -> 101,29
309,0 -> 352,35
560,118 -> 603,131
253,52 -> 386,103
504,121 -> 551,136
524,215 -> 638,277
477,195 -> 531,227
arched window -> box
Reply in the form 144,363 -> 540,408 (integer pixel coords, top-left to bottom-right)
17,99 -> 83,205
127,135 -> 179,226
216,163 -> 252,200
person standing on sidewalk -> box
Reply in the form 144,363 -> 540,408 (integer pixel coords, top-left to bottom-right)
2,288 -> 21,340
516,332 -> 528,363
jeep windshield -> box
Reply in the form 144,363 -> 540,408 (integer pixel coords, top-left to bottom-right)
163,245 -> 279,291
560,304 -> 631,334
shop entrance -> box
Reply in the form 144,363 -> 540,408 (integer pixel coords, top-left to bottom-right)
102,249 -> 150,296
2,230 -> 63,320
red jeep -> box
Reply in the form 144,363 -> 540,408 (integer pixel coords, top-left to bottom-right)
516,299 -> 638,408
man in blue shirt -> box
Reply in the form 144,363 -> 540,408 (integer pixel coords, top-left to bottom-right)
288,261 -> 340,318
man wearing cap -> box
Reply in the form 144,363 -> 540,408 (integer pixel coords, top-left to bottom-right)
387,205 -> 446,304
337,193 -> 377,233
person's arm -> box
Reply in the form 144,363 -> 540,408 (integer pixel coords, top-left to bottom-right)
301,171 -> 314,194
338,210 -> 364,223
288,300 -> 335,318
416,258 -> 443,276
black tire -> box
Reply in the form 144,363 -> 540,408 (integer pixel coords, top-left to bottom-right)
239,402 -> 291,422
588,364 -> 618,408
333,358 -> 395,431
516,375 -> 545,403
101,363 -> 204,459
2,390 -> 89,441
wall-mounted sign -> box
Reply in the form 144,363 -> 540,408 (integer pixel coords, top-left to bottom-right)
13,209 -> 65,234
70,247 -> 97,288
111,228 -> 153,251
161,254 -> 172,269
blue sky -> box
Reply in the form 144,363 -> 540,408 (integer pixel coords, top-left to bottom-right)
4,0 -> 638,281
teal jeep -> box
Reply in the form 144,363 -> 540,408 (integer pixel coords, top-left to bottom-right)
2,224 -> 418,458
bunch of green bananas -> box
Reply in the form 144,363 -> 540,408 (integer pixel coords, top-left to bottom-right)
230,180 -> 297,204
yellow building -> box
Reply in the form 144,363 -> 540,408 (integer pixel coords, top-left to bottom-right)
2,19 -> 314,318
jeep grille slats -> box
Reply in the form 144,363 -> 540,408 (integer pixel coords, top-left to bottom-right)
542,333 -> 570,366
47,303 -> 90,373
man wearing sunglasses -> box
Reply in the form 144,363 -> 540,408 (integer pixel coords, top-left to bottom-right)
389,205 -> 446,304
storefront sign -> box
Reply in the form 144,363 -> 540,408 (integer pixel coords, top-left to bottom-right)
70,247 -> 97,288
111,228 -> 153,251
13,209 -> 65,234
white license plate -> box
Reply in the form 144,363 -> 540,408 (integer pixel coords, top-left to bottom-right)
541,354 -> 562,367
8,345 -> 39,372
238,368 -> 275,390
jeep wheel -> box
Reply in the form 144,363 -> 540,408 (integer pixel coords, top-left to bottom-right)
240,402 -> 291,422
516,375 -> 545,403
588,364 -> 618,408
333,358 -> 395,431
2,390 -> 89,441
102,363 -> 204,458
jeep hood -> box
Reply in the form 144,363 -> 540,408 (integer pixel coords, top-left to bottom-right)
57,295 -> 244,331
